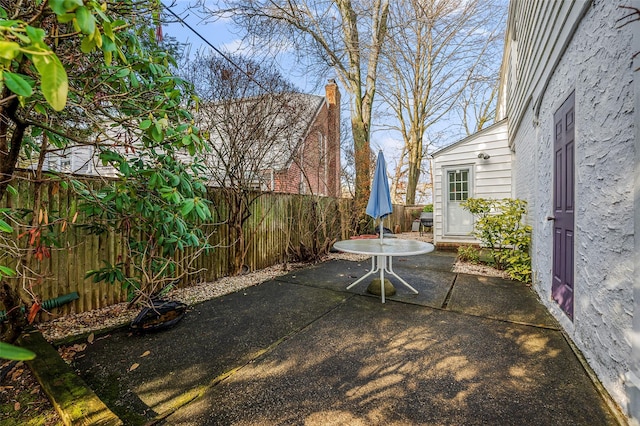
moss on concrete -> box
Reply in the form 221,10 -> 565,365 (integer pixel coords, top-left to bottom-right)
17,330 -> 122,426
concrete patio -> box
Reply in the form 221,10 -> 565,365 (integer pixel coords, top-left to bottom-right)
61,251 -> 624,425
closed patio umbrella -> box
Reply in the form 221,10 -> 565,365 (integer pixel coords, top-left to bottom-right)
366,150 -> 393,244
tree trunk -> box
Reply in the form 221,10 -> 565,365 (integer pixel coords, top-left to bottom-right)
405,130 -> 423,205
0,282 -> 26,343
343,0 -> 389,234
232,221 -> 245,275
0,96 -> 26,203
351,115 -> 371,233
225,190 -> 248,276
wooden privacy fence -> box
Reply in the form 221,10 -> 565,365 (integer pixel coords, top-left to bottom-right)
1,174 -> 415,320
384,204 -> 418,233
0,177 -> 353,319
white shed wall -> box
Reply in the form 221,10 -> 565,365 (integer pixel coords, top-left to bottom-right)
432,120 -> 511,245
507,0 -> 636,416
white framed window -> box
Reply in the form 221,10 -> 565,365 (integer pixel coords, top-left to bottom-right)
448,169 -> 470,202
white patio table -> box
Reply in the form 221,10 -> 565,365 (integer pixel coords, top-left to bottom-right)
333,238 -> 435,303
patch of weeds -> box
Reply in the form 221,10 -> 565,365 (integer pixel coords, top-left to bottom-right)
457,245 -> 480,264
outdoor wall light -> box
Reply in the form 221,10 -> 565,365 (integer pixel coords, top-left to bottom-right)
477,152 -> 490,160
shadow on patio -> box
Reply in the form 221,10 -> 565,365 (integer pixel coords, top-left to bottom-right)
69,251 -> 622,425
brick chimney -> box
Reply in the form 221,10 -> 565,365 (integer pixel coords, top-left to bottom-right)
325,79 -> 341,197
325,79 -> 339,106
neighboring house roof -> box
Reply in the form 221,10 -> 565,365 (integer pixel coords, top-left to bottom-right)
196,92 -> 325,191
431,118 -> 508,158
21,92 -> 330,189
262,93 -> 325,171
195,92 -> 326,180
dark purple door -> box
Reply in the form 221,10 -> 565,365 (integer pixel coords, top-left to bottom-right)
552,92 -> 575,320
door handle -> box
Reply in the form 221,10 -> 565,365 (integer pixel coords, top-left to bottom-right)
546,216 -> 556,221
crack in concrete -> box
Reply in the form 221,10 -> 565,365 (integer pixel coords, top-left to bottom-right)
147,294 -> 355,425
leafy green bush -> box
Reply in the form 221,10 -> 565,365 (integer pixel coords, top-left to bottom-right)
422,204 -> 433,212
461,198 -> 532,282
78,153 -> 213,304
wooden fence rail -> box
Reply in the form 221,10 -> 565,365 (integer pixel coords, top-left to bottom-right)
1,174 -> 417,321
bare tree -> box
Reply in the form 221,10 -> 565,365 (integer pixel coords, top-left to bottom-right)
458,76 -> 501,136
379,0 -> 506,205
198,0 -> 390,232
457,9 -> 506,137
339,115 -> 357,200
182,53 -> 325,273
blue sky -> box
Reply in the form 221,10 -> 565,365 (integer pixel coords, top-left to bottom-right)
159,1 -> 451,194
161,2 -> 321,94
161,3 -> 239,60
160,2 -> 406,153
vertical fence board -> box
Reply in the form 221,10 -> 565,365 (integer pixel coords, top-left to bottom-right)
56,181 -> 71,317
40,183 -> 57,321
2,172 -> 376,318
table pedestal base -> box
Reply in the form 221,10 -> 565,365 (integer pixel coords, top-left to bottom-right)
367,278 -> 396,297
347,255 -> 419,303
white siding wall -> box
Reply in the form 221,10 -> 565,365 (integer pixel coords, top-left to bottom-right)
503,0 -> 587,141
22,144 -> 119,177
432,120 -> 511,245
505,0 -> 636,418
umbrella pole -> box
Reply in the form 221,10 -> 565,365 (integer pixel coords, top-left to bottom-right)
379,217 -> 384,244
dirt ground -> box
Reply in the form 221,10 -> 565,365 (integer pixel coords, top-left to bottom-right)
0,360 -> 63,425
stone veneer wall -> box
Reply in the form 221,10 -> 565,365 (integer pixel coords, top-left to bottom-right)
513,0 -> 635,414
